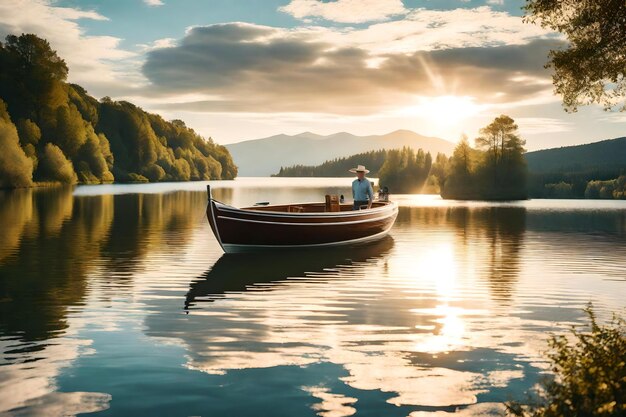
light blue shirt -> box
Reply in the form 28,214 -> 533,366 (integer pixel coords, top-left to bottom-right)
352,178 -> 374,201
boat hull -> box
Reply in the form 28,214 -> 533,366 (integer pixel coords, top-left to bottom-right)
206,187 -> 398,253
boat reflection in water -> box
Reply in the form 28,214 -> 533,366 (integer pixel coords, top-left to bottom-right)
170,223 -> 540,417
184,236 -> 395,310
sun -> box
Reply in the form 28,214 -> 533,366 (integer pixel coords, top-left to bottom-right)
398,95 -> 484,132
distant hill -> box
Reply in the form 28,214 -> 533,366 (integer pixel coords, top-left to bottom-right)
526,137 -> 626,173
226,130 -> 455,176
525,137 -> 626,198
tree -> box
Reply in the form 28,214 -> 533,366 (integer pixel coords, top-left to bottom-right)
38,143 -> 77,184
0,34 -> 68,119
15,118 -> 41,168
0,100 -> 33,188
452,134 -> 473,176
524,0 -> 626,111
55,104 -> 86,157
441,135 -> 479,199
15,118 -> 41,147
75,126 -> 114,183
2,34 -> 68,81
475,115 -> 526,187
378,147 -> 432,193
429,152 -> 449,191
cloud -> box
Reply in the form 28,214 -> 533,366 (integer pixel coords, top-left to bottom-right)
514,117 -> 573,135
279,0 -> 408,24
0,0 -> 139,98
142,21 -> 562,115
335,6 -> 555,54
144,0 -> 164,6
136,37 -> 177,52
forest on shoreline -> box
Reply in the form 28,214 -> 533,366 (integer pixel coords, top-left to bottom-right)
275,148 -> 433,194
0,34 -> 237,189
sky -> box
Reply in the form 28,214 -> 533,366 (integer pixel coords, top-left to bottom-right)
1,0 -> 625,150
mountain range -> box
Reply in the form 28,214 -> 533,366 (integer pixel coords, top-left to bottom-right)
225,130 -> 455,176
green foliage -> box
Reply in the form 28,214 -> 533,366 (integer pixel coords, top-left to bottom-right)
75,126 -> 114,184
475,115 -> 527,191
506,306 -> 626,417
15,118 -> 41,147
585,176 -> 626,200
378,147 -> 432,193
38,143 -> 77,184
427,152 -> 449,194
54,104 -> 86,157
274,149 -> 389,177
528,168 -> 625,199
274,148 -> 433,194
422,174 -> 440,194
0,33 -> 237,188
0,100 -> 33,188
96,99 -> 236,182
0,33 -> 69,120
126,173 -> 149,183
143,164 -> 166,182
543,182 -> 574,199
524,0 -> 626,112
442,116 -> 528,200
173,158 -> 191,181
68,84 -> 99,124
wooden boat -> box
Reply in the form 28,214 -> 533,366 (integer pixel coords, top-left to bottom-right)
206,185 -> 398,253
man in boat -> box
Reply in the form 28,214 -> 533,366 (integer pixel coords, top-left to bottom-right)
349,165 -> 374,210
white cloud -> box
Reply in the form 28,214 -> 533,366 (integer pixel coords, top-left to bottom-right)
279,0 -> 407,23
330,6 -> 557,54
144,0 -> 164,6
515,117 -> 573,134
487,0 -> 504,5
136,37 -> 177,52
0,0 -> 140,98
52,7 -> 109,21
277,7 -> 555,56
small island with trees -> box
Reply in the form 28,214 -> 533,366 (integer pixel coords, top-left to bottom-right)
0,34 -> 237,189
440,115 -> 528,200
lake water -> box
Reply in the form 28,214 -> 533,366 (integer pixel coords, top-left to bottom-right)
1,178 -> 625,417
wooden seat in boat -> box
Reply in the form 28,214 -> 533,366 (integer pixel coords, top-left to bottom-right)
325,195 -> 340,212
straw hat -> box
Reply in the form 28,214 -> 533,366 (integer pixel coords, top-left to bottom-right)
348,164 -> 370,174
